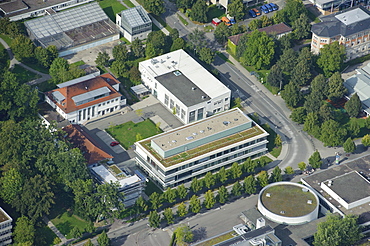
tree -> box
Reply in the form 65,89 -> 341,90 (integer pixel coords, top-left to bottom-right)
327,72 -> 347,102
303,112 -> 321,137
362,134 -> 370,147
164,208 -> 174,225
317,41 -> 346,77
243,157 -> 257,173
0,168 -> 23,204
244,175 -> 256,194
177,202 -> 187,217
278,34 -> 293,50
257,171 -> 269,187
227,0 -> 244,20
241,30 -> 275,70
320,119 -> 347,147
95,183 -> 125,223
49,58 -> 85,84
230,23 -> 247,36
131,38 -> 145,58
277,48 -> 297,73
274,135 -> 282,147
177,184 -> 187,200
284,166 -> 294,175
190,177 -> 202,193
145,43 -> 157,59
112,44 -> 128,62
234,97 -> 242,108
10,35 -> 34,61
270,166 -> 282,183
188,28 -> 207,51
218,185 -> 228,204
95,51 -> 110,67
248,19 -> 262,31
84,239 -> 94,246
313,214 -> 362,246
309,151 -> 322,169
190,0 -> 207,23
343,137 -> 356,153
298,162 -> 307,171
310,74 -> 327,101
217,167 -> 228,183
111,60 -> 128,77
189,195 -> 201,213
319,103 -> 334,122
236,33 -> 248,58
70,227 -> 82,238
282,0 -> 307,24
13,216 -> 35,245
204,190 -> 216,209
204,172 -> 215,189
34,46 -> 55,68
281,81 -> 301,108
292,13 -> 311,40
267,64 -> 284,89
199,47 -> 215,64
149,210 -> 161,228
345,93 -> 361,118
174,225 -> 193,245
304,93 -> 323,114
128,66 -> 141,83
150,192 -> 162,210
349,119 -> 360,137
135,196 -> 148,213
170,37 -> 186,52
231,181 -> 242,197
260,15 -> 273,28
97,231 -> 110,246
290,107 -> 306,124
163,187 -> 177,204
144,0 -> 165,15
147,31 -> 166,52
291,60 -> 311,86
229,162 -> 242,179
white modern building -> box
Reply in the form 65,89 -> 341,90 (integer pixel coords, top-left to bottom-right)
311,6 -> 370,61
91,164 -> 146,206
24,2 -> 119,57
45,73 -> 126,125
343,62 -> 370,116
116,6 -> 152,42
135,108 -> 269,189
0,0 -> 94,21
139,49 -> 231,124
0,207 -> 12,245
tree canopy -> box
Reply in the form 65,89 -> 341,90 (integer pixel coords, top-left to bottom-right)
317,42 -> 346,77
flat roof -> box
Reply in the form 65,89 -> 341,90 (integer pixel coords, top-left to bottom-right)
139,49 -> 230,99
121,5 -> 151,28
302,154 -> 370,220
155,71 -> 210,107
72,86 -> 110,104
324,171 -> 370,204
335,7 -> 370,25
131,84 -> 149,95
152,108 -> 251,152
91,165 -> 142,188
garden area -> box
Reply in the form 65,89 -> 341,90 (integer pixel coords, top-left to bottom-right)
206,4 -> 225,23
11,64 -> 41,83
98,0 -> 127,22
106,118 -> 162,149
51,211 -> 89,239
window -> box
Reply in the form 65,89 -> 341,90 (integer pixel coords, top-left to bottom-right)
197,108 -> 204,120
98,111 -> 101,115
87,107 -> 90,116
83,109 -> 86,120
176,105 -> 180,115
116,98 -> 119,101
98,104 -> 101,107
155,82 -> 157,89
189,110 -> 196,123
78,111 -> 81,121
92,106 -> 95,117
181,109 -> 185,120
170,99 -> 174,109
165,94 -> 169,105
225,98 -> 229,101
111,100 -> 114,103
107,101 -> 110,104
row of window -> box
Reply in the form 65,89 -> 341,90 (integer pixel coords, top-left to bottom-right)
98,98 -> 119,107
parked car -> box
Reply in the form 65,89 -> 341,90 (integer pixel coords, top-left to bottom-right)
265,4 -> 273,12
110,141 -> 120,146
221,16 -> 232,26
261,5 -> 269,14
229,17 -> 236,24
249,9 -> 257,18
212,18 -> 221,26
252,8 -> 261,16
269,3 -> 278,10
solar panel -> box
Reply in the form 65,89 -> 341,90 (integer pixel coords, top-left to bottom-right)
121,6 -> 151,28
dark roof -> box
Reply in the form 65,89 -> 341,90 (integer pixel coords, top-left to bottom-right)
228,23 -> 292,45
0,0 -> 28,14
155,71 -> 210,107
312,5 -> 370,37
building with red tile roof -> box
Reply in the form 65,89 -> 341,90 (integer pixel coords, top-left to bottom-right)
45,73 -> 126,124
63,124 -> 113,165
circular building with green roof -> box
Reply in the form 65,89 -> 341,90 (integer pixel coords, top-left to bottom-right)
257,182 -> 319,225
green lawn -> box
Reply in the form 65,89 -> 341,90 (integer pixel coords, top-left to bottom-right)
123,0 -> 135,8
70,60 -> 85,67
0,34 -> 13,46
11,64 -> 41,83
207,4 -> 226,22
99,0 -> 127,22
51,211 -> 89,239
36,224 -> 61,246
197,231 -> 235,246
35,79 -> 57,92
177,13 -> 189,26
106,119 -> 162,149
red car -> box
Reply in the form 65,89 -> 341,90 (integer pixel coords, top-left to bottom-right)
110,141 -> 119,147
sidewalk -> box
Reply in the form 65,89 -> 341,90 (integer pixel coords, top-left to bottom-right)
42,216 -> 68,245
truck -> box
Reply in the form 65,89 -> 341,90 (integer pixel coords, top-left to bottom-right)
227,14 -> 236,24
221,16 -> 232,26
212,18 -> 222,26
